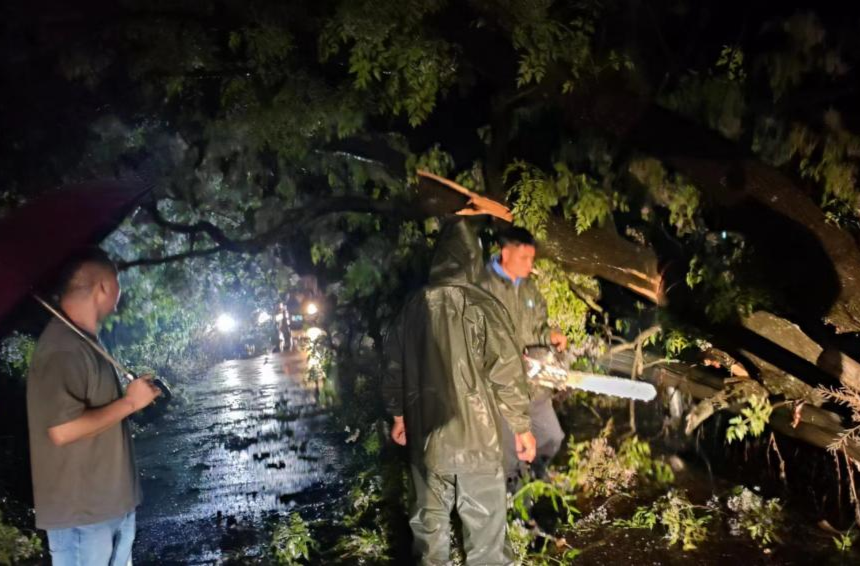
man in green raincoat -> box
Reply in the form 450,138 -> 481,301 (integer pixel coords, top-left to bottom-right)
477,226 -> 568,489
384,218 -> 536,565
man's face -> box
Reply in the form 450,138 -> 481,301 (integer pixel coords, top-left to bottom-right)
96,273 -> 121,320
500,243 -> 536,279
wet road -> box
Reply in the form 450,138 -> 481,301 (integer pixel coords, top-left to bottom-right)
133,350 -> 345,564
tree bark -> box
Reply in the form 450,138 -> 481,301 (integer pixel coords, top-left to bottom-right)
541,216 -> 662,303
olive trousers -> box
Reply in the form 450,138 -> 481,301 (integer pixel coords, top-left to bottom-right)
409,465 -> 514,565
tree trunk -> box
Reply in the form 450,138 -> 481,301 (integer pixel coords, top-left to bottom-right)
818,349 -> 860,393
601,349 -> 860,461
541,216 -> 662,303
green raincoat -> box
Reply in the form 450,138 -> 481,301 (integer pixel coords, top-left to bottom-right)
383,219 -> 531,565
383,219 -> 532,472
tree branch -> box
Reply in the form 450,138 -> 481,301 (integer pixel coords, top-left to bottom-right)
122,195 -> 407,270
145,202 -> 240,249
119,247 -> 225,270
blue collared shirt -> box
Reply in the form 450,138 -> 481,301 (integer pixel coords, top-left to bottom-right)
489,256 -> 522,287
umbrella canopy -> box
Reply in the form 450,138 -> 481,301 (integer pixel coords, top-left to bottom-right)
0,180 -> 152,319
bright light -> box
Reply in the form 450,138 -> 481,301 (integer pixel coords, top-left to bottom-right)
306,326 -> 324,342
257,312 -> 272,325
305,302 -> 319,316
216,313 -> 237,333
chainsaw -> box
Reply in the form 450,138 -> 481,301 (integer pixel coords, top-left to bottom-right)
524,346 -> 657,402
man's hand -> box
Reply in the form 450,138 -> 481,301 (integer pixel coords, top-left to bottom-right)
391,416 -> 407,446
48,375 -> 161,447
550,330 -> 568,352
515,431 -> 537,462
125,375 -> 161,413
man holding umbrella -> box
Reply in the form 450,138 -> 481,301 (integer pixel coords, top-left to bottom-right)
26,248 -> 160,565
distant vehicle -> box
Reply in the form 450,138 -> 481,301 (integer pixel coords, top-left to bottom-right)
288,297 -> 323,330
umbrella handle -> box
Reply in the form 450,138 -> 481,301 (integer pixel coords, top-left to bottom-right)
32,295 -> 134,382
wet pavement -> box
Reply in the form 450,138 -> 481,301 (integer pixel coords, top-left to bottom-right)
133,350 -> 345,564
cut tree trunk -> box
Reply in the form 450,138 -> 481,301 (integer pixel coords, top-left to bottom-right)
818,349 -> 860,393
600,349 -> 860,461
739,310 -> 860,397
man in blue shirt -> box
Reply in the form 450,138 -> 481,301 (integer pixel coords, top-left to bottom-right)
477,226 -> 568,489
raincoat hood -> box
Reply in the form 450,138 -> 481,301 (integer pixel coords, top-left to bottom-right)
429,218 -> 483,285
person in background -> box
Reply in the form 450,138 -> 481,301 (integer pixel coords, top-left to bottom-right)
27,248 -> 161,566
477,226 -> 568,489
277,301 -> 292,352
384,219 -> 535,565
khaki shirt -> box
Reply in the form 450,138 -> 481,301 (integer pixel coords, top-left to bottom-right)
27,318 -> 141,529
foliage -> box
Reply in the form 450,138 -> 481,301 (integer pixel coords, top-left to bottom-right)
320,0 -> 455,127
685,238 -> 771,324
628,158 -> 701,236
533,259 -> 594,346
343,473 -> 384,528
0,512 -> 41,566
310,243 -> 337,268
511,480 -> 579,527
788,116 -> 860,220
507,520 -> 534,564
500,0 -> 630,93
271,513 -> 317,565
725,487 -> 783,546
617,436 -> 675,486
613,505 -> 658,530
658,492 -> 712,551
335,528 -> 390,563
716,45 -> 747,83
566,434 -> 636,497
5,3 -> 860,560
660,62 -> 746,141
102,250 -> 285,376
725,396 -> 773,444
562,424 -> 673,497
0,332 -> 36,379
819,384 -> 860,453
615,492 -> 712,551
662,330 -> 693,359
506,161 -> 623,239
405,144 -> 455,184
507,518 -> 580,566
833,530 -> 855,553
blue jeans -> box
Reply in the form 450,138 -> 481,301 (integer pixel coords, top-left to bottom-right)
46,511 -> 135,566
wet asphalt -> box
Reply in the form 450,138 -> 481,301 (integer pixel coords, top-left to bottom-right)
132,350 -> 345,564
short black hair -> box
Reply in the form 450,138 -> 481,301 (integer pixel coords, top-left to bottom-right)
54,247 -> 118,299
497,226 -> 536,248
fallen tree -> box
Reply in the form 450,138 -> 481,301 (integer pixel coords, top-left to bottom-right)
600,348 -> 860,462
417,170 -> 860,410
